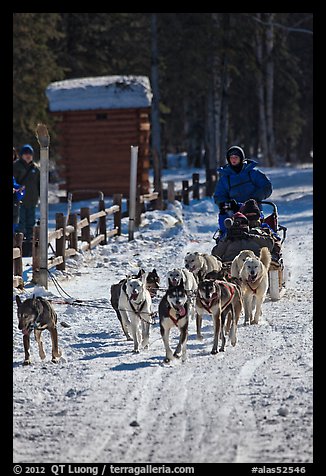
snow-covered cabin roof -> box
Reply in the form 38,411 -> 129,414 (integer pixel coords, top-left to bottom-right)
46,75 -> 152,112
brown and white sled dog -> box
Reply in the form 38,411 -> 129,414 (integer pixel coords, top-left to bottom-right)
195,278 -> 242,353
167,267 -> 198,320
231,249 -> 257,279
117,273 -> 153,352
239,247 -> 272,325
111,269 -> 159,340
159,283 -> 189,363
16,295 -> 62,365
184,252 -> 222,281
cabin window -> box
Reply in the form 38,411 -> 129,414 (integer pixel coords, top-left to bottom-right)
96,113 -> 108,120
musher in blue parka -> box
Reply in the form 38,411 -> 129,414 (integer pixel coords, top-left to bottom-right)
213,146 -> 273,236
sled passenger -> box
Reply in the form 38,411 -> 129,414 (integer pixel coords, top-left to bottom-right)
239,199 -> 282,263
211,212 -> 275,263
240,199 -> 280,238
213,146 -> 273,237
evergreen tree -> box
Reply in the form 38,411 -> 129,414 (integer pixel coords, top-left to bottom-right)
58,13 -> 151,78
13,13 -> 64,149
13,12 -> 313,165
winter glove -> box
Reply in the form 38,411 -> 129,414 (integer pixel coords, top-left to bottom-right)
229,199 -> 240,213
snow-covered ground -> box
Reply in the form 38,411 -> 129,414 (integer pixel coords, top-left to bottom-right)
13,163 -> 313,464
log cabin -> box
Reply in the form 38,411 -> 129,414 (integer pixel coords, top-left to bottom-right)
46,75 -> 152,199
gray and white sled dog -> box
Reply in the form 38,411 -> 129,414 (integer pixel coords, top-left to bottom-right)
117,273 -> 153,352
184,252 -> 222,281
111,269 -> 159,340
239,246 -> 271,325
159,282 -> 189,363
167,267 -> 198,320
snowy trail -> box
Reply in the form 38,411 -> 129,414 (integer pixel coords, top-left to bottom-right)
13,165 -> 313,464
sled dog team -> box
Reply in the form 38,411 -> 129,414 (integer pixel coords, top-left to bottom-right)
15,248 -> 271,365
110,247 -> 272,363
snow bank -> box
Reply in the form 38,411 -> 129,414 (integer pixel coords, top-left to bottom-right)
13,165 -> 313,465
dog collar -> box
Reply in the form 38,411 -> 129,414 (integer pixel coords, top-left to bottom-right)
199,282 -> 235,312
168,306 -> 186,326
199,292 -> 218,313
128,297 -> 146,314
246,280 -> 258,293
22,305 -> 48,334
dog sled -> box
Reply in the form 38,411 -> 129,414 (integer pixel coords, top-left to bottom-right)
212,200 -> 287,301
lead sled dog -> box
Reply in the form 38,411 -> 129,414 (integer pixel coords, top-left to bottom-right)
116,273 -> 153,352
166,267 -> 197,320
110,269 -> 159,340
159,282 -> 189,363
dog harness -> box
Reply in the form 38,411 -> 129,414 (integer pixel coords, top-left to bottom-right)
168,306 -> 187,327
127,295 -> 154,324
119,283 -> 154,324
128,298 -> 146,315
245,276 -> 263,294
246,281 -> 257,293
198,292 -> 219,314
199,282 -> 235,313
32,298 -> 53,331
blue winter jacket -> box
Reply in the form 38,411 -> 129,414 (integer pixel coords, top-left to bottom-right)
214,159 -> 272,205
13,176 -> 25,202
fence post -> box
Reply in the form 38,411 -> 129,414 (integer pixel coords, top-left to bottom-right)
13,232 -> 23,277
68,213 -> 78,251
152,187 -> 163,211
32,225 -> 40,283
80,207 -> 91,244
98,196 -> 107,245
55,213 -> 66,271
35,123 -> 50,289
192,173 -> 200,200
129,146 -> 138,241
182,180 -> 189,205
113,194 -> 122,236
206,169 -> 217,197
167,181 -> 175,203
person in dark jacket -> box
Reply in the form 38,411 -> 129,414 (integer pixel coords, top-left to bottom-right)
13,144 -> 40,243
214,146 -> 273,236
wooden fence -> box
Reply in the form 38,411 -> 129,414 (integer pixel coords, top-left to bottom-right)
164,171 -> 217,205
13,171 -> 217,288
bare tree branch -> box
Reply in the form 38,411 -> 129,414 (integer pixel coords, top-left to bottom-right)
251,15 -> 313,35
